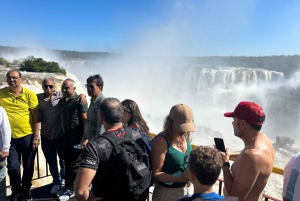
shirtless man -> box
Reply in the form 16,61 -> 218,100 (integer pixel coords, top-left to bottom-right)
220,101 -> 274,201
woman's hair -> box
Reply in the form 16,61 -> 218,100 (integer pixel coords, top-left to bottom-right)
163,115 -> 192,143
121,99 -> 151,138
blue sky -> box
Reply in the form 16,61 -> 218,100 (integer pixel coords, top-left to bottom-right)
1,0 -> 300,56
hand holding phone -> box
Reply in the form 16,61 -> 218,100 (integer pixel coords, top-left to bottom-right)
214,137 -> 226,152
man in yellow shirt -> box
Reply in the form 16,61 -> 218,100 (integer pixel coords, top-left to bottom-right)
0,69 -> 40,201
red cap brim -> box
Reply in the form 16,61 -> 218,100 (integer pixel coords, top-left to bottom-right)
224,112 -> 235,117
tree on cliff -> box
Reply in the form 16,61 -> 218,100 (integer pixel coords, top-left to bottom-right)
0,57 -> 10,67
20,56 -> 66,74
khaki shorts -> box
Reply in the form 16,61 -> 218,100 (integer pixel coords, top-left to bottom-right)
152,182 -> 194,201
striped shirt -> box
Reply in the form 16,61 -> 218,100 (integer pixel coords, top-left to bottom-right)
283,152 -> 300,201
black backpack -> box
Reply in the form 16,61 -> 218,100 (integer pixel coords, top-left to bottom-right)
99,127 -> 152,201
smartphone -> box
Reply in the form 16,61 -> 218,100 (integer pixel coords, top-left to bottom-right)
214,138 -> 226,152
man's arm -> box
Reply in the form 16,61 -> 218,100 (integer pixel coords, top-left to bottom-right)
0,107 -> 11,159
81,112 -> 88,147
30,108 -> 40,150
76,94 -> 87,105
223,150 -> 261,200
75,167 -> 97,201
229,151 -> 241,161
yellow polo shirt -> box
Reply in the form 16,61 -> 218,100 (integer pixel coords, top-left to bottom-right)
0,86 -> 38,139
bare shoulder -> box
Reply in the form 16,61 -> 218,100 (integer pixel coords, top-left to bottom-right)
242,149 -> 261,163
257,133 -> 275,157
151,135 -> 168,152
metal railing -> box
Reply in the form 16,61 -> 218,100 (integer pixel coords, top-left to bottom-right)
32,146 -> 51,181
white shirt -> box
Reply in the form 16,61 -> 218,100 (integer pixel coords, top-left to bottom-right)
283,152 -> 300,201
0,106 -> 11,152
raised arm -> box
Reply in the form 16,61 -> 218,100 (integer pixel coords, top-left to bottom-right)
229,151 -> 241,161
223,150 -> 261,200
76,94 -> 87,105
151,136 -> 189,183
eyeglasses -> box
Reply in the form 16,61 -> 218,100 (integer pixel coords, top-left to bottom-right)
43,85 -> 54,89
7,76 -> 20,80
85,84 -> 96,89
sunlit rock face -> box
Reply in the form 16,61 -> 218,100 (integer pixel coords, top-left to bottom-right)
0,66 -> 86,95
0,66 -> 86,187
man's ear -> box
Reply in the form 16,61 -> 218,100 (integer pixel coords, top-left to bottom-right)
187,169 -> 195,182
74,87 -> 76,91
241,120 -> 247,129
99,114 -> 104,123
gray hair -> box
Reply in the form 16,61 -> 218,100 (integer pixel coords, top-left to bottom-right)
42,77 -> 56,85
64,78 -> 76,88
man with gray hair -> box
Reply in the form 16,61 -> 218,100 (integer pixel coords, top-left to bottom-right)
37,77 -> 86,195
61,78 -> 88,196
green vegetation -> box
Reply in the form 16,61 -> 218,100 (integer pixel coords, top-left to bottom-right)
19,56 -> 66,74
0,57 -> 11,67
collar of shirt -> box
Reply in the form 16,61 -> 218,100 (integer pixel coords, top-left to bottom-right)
90,93 -> 104,103
41,90 -> 59,99
66,92 -> 78,100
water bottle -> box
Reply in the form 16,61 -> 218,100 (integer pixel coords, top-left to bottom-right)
73,144 -> 82,149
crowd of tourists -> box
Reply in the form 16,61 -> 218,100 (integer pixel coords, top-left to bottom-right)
0,69 -> 299,201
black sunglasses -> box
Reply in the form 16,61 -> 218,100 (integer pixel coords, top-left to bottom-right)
43,85 -> 54,89
85,84 -> 96,89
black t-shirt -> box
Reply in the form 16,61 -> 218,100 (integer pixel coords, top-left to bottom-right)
80,126 -> 146,199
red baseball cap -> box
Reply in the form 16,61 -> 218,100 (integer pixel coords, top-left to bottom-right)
224,101 -> 265,125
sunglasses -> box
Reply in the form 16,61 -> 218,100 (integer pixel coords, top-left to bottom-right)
85,84 -> 97,89
43,85 -> 54,89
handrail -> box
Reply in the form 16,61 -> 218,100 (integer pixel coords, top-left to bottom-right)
150,132 -> 284,175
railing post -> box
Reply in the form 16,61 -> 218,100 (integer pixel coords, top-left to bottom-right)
218,179 -> 223,195
36,146 -> 40,179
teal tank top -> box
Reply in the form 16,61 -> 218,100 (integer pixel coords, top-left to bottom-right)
157,133 -> 192,188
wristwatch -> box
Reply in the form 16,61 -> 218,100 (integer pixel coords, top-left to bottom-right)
34,137 -> 40,141
223,162 -> 230,167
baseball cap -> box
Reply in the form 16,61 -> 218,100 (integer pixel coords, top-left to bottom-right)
224,101 -> 265,125
169,104 -> 195,132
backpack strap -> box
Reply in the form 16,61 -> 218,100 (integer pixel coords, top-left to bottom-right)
101,131 -> 120,153
101,127 -> 140,154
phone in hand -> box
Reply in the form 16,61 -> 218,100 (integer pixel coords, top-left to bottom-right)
214,137 -> 226,152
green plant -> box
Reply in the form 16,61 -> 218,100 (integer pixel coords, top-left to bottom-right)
20,56 -> 66,74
